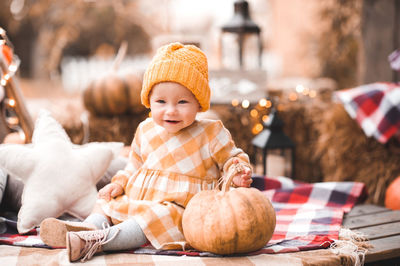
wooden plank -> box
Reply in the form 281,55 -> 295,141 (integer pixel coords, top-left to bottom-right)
343,210 -> 400,229
345,204 -> 388,217
365,235 -> 400,263
344,205 -> 400,263
353,221 -> 400,240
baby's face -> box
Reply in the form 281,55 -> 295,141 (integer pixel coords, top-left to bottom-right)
149,82 -> 201,133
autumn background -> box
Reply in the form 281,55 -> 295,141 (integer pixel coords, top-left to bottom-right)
0,0 -> 399,205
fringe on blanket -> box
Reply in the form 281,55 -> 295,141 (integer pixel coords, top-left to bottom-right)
329,228 -> 372,266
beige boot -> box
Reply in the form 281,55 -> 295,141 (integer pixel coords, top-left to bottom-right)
66,225 -> 120,262
40,218 -> 96,248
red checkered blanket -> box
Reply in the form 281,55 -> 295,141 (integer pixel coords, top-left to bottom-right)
335,82 -> 400,144
0,176 -> 366,256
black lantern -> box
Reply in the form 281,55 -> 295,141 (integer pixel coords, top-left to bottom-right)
251,108 -> 295,177
220,0 -> 263,69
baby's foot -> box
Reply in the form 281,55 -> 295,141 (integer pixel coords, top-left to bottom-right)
40,217 -> 96,247
67,224 -> 119,262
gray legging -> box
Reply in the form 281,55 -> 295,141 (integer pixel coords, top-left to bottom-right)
84,213 -> 147,251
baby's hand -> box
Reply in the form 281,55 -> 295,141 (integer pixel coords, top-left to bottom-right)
98,183 -> 124,202
232,159 -> 252,188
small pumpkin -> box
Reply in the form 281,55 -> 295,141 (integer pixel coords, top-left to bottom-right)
385,176 -> 400,210
83,72 -> 144,116
182,164 -> 276,255
83,42 -> 146,116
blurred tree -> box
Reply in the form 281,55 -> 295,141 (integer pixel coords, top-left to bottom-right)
0,0 -> 160,78
317,0 -> 362,90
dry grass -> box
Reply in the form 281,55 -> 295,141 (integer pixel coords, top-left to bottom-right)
87,112 -> 147,145
314,103 -> 400,204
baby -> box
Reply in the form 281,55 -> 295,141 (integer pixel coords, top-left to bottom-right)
40,42 -> 252,262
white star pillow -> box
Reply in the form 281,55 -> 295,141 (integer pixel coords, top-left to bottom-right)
0,110 -> 123,233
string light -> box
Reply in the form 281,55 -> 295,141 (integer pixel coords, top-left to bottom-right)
235,84 -> 319,135
9,63 -> 18,72
231,98 -> 239,107
288,92 -> 298,101
250,109 -> 258,118
259,98 -> 267,107
252,123 -> 263,135
302,87 -> 310,96
262,115 -> 269,123
6,98 -> 16,107
295,84 -> 305,93
228,82 -> 320,138
241,99 -> 250,109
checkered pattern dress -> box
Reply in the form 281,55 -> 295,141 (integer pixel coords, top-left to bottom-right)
100,118 -> 250,249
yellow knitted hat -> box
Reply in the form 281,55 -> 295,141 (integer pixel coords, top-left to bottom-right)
141,42 -> 210,112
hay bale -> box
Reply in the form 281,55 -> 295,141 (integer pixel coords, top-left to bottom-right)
210,100 -> 327,182
210,105 -> 256,159
27,98 -> 86,144
278,100 -> 328,183
87,112 -> 148,145
314,103 -> 400,205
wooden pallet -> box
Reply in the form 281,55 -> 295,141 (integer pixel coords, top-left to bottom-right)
343,204 -> 400,264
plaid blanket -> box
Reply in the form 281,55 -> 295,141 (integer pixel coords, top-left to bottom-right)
335,82 -> 400,144
0,175 -> 366,256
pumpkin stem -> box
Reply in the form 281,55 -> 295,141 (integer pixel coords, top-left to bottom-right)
111,41 -> 128,71
222,163 -> 244,192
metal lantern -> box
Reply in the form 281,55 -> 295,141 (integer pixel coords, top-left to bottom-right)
251,108 -> 295,177
220,0 -> 263,70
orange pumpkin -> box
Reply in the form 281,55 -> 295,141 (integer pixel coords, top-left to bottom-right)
83,41 -> 146,116
182,165 -> 276,255
385,176 -> 400,210
83,72 -> 145,116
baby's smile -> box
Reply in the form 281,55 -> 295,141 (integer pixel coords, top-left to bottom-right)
165,120 -> 180,124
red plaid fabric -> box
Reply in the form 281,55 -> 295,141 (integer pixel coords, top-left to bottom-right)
0,176 -> 366,255
335,82 -> 400,144
251,176 -> 366,254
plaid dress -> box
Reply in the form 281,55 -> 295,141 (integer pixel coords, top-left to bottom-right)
100,118 -> 250,249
